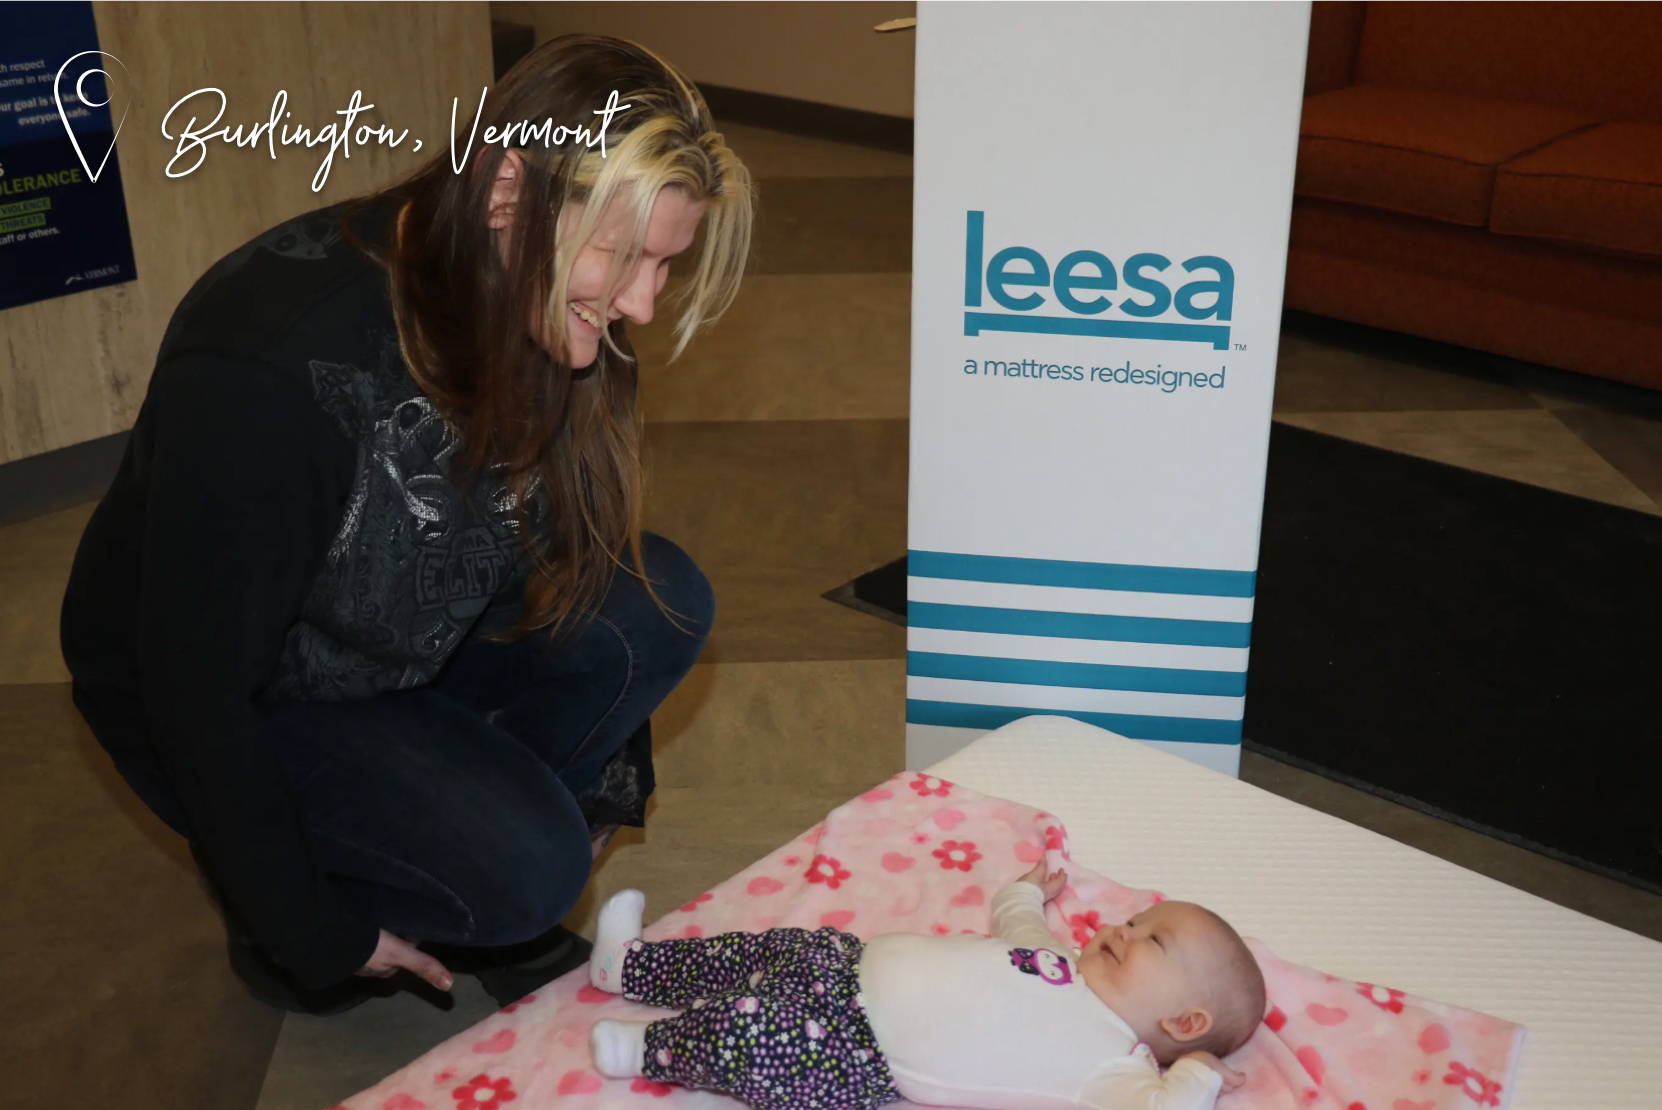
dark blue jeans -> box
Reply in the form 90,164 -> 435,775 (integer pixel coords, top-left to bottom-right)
246,531 -> 711,950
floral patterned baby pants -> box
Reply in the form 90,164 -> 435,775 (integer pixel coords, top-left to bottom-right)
621,926 -> 904,1110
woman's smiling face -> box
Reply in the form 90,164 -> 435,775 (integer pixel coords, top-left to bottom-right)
544,185 -> 707,368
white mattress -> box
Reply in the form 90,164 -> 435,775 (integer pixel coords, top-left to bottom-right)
925,715 -> 1662,1110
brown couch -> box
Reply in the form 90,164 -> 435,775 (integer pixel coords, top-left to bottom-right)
1287,1 -> 1662,391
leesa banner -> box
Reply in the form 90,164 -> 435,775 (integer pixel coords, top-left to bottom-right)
906,1 -> 1311,775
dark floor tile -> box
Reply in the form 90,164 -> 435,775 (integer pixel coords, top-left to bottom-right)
0,683 -> 282,1110
1552,403 -> 1662,512
642,418 -> 908,664
748,177 -> 911,274
1240,750 -> 1662,942
1273,331 -> 1539,414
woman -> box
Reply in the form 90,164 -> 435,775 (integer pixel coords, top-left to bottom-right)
58,34 -> 754,1012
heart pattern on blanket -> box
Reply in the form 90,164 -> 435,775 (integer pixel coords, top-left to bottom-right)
337,771 -> 1526,1110
632,1078 -> 675,1097
1307,1003 -> 1349,1026
471,1029 -> 516,1054
557,1069 -> 602,1095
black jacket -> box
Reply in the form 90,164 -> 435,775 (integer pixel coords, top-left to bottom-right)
59,195 -> 652,988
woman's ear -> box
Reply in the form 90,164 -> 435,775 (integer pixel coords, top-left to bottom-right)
486,148 -> 525,230
1158,1007 -> 1214,1044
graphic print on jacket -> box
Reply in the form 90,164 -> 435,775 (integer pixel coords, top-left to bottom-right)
1008,946 -> 1074,986
262,327 -> 544,703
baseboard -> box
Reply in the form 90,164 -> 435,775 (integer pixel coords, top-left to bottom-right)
1282,309 -> 1662,415
696,83 -> 912,155
0,431 -> 127,527
483,20 -> 912,153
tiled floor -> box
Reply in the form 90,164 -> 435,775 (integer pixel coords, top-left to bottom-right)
5,120 -> 1660,1110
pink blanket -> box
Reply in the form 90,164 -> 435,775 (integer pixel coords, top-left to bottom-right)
334,773 -> 1525,1110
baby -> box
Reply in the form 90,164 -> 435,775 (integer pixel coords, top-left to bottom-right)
586,863 -> 1266,1110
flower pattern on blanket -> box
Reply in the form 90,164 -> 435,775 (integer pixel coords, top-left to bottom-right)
332,773 -> 1524,1110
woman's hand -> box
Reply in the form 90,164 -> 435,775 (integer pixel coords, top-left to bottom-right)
357,929 -> 454,992
1017,862 -> 1068,902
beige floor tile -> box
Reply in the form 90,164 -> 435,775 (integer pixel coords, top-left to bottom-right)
1273,331 -> 1538,414
254,977 -> 501,1110
1240,752 -> 1662,943
2,682 -> 282,1110
643,418 -> 908,664
636,272 -> 911,424
647,657 -> 906,791
1551,403 -> 1662,513
0,501 -> 93,685
720,121 -> 913,180
1276,409 -> 1659,513
571,656 -> 905,934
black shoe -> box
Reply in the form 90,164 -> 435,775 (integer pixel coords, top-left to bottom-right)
464,925 -> 595,1009
227,935 -> 386,1015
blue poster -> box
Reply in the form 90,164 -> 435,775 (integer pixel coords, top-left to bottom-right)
0,2 -> 138,311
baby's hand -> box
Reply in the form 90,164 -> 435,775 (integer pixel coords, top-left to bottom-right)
1177,1051 -> 1245,1092
1017,862 -> 1068,901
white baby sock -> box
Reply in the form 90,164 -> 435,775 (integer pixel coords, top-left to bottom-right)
589,887 -> 645,993
590,1019 -> 648,1078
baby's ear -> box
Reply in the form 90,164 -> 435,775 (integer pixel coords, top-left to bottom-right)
1159,1007 -> 1214,1044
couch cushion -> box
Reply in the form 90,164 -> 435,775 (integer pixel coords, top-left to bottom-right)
1491,122 -> 1662,258
1298,84 -> 1597,226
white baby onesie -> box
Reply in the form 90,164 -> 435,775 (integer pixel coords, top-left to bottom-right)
856,882 -> 1224,1110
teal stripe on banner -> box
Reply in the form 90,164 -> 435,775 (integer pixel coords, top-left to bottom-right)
906,699 -> 1242,744
962,311 -> 1232,351
909,602 -> 1251,648
908,550 -> 1254,598
908,652 -> 1247,697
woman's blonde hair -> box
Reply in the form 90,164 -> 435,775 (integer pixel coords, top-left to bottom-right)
343,34 -> 753,644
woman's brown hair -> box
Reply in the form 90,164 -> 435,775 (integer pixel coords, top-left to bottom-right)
340,34 -> 753,644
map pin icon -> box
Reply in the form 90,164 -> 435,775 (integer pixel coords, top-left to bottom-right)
54,50 -> 133,184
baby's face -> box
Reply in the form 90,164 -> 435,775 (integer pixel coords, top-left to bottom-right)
1074,901 -> 1226,1041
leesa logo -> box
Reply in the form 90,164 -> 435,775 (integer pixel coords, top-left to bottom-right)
962,211 -> 1234,350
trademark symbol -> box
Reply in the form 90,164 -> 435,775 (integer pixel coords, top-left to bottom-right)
1233,342 -> 1247,351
